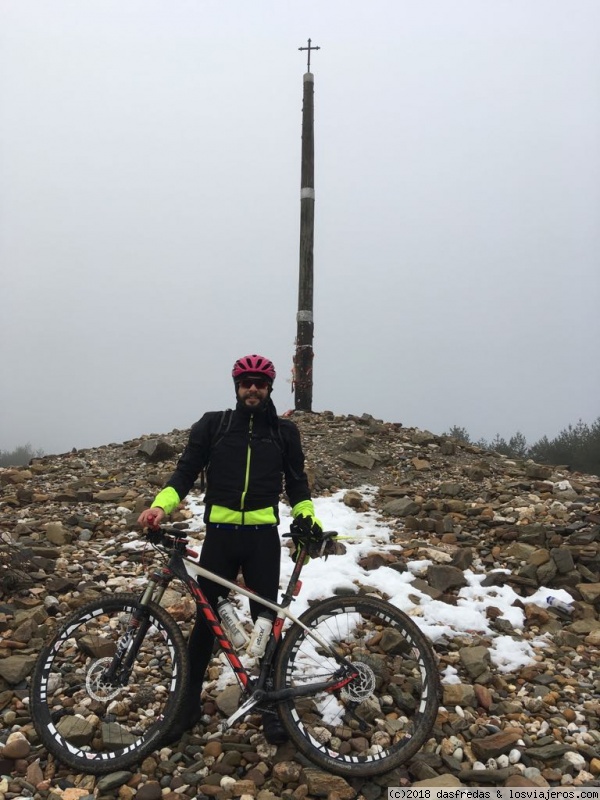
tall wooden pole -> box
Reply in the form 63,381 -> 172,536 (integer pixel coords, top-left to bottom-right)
294,39 -> 320,412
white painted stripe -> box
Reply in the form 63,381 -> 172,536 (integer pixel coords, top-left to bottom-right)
300,188 -> 315,200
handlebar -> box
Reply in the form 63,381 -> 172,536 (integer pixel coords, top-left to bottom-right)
282,529 -> 339,560
142,526 -> 339,552
281,530 -> 339,542
143,526 -> 190,549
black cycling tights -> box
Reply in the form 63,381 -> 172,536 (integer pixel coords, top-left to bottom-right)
187,524 -> 281,698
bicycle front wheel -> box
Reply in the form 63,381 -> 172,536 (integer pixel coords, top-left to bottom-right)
274,595 -> 440,778
30,593 -> 189,774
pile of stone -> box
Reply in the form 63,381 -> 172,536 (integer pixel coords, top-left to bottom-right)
0,412 -> 598,799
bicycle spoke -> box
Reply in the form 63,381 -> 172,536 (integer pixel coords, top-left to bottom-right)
30,595 -> 188,774
275,595 -> 439,778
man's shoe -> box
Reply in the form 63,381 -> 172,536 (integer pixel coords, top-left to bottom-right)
161,704 -> 203,745
261,707 -> 288,745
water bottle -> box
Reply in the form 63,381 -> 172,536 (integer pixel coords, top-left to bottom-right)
246,614 -> 274,658
217,597 -> 249,650
546,596 -> 573,614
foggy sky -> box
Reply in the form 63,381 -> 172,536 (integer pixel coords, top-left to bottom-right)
2,0 -> 599,456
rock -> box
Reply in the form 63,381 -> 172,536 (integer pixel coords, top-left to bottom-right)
135,781 -> 162,800
439,482 -> 462,497
203,740 -> 223,758
94,488 -> 128,502
56,715 -> 94,746
459,645 -> 491,680
471,730 -> 522,760
342,490 -> 365,508
0,654 -> 37,684
504,776 -> 542,787
577,582 -> 600,603
44,521 -> 71,545
1,733 -> 31,759
427,564 -> 468,592
339,452 -> 375,469
25,759 -> 44,787
412,775 -> 464,787
585,629 -> 600,646
412,458 -> 431,471
272,761 -> 303,783
300,768 -> 356,798
523,744 -> 571,760
1,410 -> 599,796
443,683 -> 476,707
0,469 -> 32,485
342,434 -> 369,453
411,430 -> 437,445
382,497 -> 421,516
138,439 -> 177,463
96,772 -> 133,792
526,464 -> 553,480
216,684 -> 242,716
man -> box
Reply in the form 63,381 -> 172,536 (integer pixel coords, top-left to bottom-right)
138,354 -> 321,744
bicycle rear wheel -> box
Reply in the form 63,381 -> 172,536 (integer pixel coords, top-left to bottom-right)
274,595 -> 440,778
30,593 -> 189,774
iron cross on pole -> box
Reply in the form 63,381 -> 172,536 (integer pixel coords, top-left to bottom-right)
298,38 -> 320,72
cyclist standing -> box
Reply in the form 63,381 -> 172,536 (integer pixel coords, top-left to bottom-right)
137,354 -> 322,744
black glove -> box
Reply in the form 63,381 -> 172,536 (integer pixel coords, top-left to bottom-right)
290,514 -> 323,541
290,515 -> 327,562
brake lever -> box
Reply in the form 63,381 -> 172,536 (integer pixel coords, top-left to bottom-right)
144,529 -> 163,545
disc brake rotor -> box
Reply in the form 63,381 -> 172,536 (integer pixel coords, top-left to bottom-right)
86,657 -> 124,702
340,661 -> 376,702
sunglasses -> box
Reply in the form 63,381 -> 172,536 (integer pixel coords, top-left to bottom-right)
238,377 -> 270,390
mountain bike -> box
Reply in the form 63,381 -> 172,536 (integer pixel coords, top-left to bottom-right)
29,525 -> 440,778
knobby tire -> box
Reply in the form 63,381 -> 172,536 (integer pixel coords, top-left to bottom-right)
30,593 -> 189,774
273,595 -> 440,778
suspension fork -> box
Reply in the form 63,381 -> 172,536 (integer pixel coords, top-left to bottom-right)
103,568 -> 171,683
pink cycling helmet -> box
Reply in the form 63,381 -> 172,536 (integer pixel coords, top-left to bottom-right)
232,354 -> 276,382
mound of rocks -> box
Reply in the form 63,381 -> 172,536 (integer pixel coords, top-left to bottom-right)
0,411 -> 598,799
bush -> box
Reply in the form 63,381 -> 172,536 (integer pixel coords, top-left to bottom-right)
0,443 -> 45,467
445,418 -> 600,477
529,418 -> 600,476
443,425 -> 471,444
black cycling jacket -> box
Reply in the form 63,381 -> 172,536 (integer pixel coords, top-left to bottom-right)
164,401 -> 311,525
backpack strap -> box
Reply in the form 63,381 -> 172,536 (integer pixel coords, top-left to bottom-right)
199,410 -> 233,493
274,421 -> 303,480
200,410 -> 294,492
212,409 -> 233,449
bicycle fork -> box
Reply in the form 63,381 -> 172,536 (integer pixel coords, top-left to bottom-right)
101,574 -> 166,686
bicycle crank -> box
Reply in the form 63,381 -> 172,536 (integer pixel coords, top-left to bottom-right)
221,693 -> 263,730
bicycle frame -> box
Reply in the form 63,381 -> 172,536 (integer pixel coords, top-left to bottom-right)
136,530 -> 358,730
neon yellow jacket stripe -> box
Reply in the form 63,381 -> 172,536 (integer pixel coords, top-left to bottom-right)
291,499 -> 316,518
152,494 -> 317,523
208,505 -> 278,525
151,486 -> 181,515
